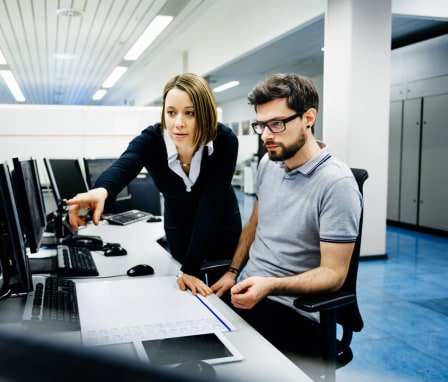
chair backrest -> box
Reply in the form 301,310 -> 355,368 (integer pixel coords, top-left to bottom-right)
336,168 -> 368,332
127,173 -> 162,215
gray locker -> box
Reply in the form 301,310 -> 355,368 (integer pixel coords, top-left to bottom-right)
419,94 -> 448,231
400,99 -> 421,225
387,101 -> 403,221
387,94 -> 448,232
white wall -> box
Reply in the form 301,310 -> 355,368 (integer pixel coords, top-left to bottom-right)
0,105 -> 161,183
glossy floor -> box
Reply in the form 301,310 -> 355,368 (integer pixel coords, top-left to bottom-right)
235,189 -> 448,381
337,225 -> 448,382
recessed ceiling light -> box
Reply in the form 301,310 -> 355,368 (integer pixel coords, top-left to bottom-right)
124,15 -> 173,61
213,81 -> 240,93
0,70 -> 26,102
102,66 -> 128,88
0,49 -> 7,65
92,89 -> 107,101
56,8 -> 84,17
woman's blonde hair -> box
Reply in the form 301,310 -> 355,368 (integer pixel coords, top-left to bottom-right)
161,73 -> 218,149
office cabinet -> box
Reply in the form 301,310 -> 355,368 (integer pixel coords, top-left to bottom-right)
419,94 -> 448,231
400,99 -> 421,225
387,101 -> 403,221
387,94 -> 448,232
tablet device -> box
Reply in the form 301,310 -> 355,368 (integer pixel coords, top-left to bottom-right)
134,332 -> 243,367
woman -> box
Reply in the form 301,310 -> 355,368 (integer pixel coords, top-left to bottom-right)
67,73 -> 242,296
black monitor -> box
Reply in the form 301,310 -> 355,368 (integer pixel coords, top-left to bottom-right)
12,158 -> 46,254
0,330 -> 213,382
0,162 -> 33,295
83,158 -> 130,199
43,158 -> 89,206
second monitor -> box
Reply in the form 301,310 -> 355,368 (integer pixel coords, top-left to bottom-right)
12,158 -> 47,254
44,158 -> 89,206
83,158 -> 130,200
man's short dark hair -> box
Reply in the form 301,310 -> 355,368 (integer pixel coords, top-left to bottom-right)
247,73 -> 319,115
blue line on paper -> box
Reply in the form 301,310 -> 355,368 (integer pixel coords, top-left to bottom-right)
195,295 -> 232,332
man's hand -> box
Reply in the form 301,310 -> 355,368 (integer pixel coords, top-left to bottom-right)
230,276 -> 272,309
177,273 -> 213,297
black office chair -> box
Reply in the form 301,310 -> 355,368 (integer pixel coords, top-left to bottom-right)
293,168 -> 368,382
127,172 -> 162,215
200,259 -> 231,286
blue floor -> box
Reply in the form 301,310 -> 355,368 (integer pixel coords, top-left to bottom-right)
338,225 -> 448,382
234,188 -> 448,381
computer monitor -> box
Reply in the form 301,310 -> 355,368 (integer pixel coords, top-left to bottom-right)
0,162 -> 33,295
12,158 -> 46,254
83,158 -> 130,199
43,158 -> 89,206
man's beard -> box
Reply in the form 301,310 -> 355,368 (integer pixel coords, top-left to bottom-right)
265,135 -> 306,162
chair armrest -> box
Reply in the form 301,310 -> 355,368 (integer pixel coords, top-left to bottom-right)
200,259 -> 231,273
293,291 -> 355,313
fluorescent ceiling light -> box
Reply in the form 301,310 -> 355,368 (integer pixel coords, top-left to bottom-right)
124,15 -> 173,61
0,49 -> 6,64
102,66 -> 128,88
0,70 -> 25,102
56,8 -> 83,17
92,89 -> 107,101
213,81 -> 240,93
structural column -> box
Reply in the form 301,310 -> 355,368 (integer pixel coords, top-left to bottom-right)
323,0 -> 392,257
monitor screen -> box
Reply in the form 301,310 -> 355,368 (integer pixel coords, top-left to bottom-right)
0,162 -> 33,294
12,158 -> 46,254
83,158 -> 130,199
44,158 -> 89,205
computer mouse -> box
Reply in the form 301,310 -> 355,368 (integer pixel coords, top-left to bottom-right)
126,264 -> 154,277
104,245 -> 127,257
147,216 -> 162,223
174,360 -> 216,379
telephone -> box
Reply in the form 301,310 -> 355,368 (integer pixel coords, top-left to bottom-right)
61,235 -> 103,250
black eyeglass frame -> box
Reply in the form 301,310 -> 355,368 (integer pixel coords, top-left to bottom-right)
251,111 -> 304,135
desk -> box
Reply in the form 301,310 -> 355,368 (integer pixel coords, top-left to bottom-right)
1,220 -> 311,382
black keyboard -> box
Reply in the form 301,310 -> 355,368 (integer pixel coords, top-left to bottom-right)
22,276 -> 80,332
57,245 -> 99,276
104,209 -> 153,225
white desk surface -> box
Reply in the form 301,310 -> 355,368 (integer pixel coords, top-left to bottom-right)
3,219 -> 312,382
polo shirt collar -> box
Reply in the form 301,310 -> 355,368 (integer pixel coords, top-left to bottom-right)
280,141 -> 331,176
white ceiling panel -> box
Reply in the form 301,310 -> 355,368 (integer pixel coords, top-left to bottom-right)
0,0 -> 447,106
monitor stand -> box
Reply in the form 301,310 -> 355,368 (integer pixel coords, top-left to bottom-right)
50,202 -> 103,249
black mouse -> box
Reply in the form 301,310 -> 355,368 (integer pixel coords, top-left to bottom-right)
127,264 -> 154,277
104,245 -> 127,257
147,216 -> 162,223
174,360 -> 216,378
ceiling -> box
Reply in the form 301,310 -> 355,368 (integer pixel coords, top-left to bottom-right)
0,0 -> 447,106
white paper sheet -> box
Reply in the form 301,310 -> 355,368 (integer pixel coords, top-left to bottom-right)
75,276 -> 236,347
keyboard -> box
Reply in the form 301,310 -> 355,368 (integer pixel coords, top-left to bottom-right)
57,245 -> 99,276
104,209 -> 154,226
22,276 -> 80,332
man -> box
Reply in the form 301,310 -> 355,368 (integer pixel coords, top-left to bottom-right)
211,73 -> 362,354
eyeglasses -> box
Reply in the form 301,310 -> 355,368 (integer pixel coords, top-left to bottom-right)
251,112 -> 304,135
